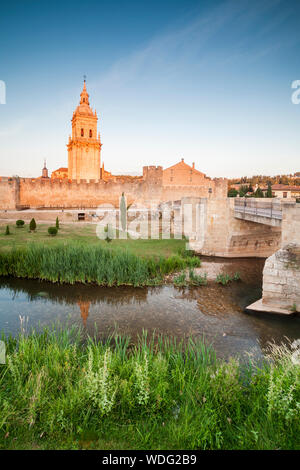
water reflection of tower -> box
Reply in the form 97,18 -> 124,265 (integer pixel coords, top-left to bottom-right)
77,301 -> 90,327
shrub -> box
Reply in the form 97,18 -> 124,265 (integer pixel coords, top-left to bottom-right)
5,225 -> 10,235
48,227 -> 58,236
29,218 -> 36,232
56,217 -> 60,230
228,188 -> 238,197
16,220 -> 25,228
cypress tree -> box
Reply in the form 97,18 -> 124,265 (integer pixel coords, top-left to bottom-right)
29,218 -> 36,232
266,182 -> 273,198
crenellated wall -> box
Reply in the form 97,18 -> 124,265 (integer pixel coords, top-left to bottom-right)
0,172 -> 227,210
18,178 -> 148,208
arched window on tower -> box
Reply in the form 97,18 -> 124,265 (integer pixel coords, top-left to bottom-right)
81,128 -> 84,137
89,129 -> 92,138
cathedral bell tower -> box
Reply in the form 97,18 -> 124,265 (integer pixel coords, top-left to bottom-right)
67,80 -> 102,181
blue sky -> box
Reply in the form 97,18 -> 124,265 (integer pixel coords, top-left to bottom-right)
0,0 -> 300,178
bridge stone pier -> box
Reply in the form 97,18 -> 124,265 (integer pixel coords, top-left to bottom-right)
183,197 -> 300,314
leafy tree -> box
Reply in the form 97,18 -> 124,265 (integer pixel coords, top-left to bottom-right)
16,220 -> 25,228
228,188 -> 238,197
29,218 -> 36,232
239,185 -> 249,197
5,225 -> 10,235
56,217 -> 60,230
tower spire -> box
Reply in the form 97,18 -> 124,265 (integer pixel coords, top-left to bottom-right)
80,77 -> 89,105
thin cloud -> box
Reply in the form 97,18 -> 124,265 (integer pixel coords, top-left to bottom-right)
94,0 -> 296,89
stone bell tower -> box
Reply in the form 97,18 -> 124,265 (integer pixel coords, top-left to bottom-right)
67,80 -> 102,181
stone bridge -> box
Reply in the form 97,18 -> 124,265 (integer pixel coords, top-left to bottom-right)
180,197 -> 299,258
179,197 -> 300,314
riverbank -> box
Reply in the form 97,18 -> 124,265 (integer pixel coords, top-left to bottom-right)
0,328 -> 299,450
0,243 -> 200,286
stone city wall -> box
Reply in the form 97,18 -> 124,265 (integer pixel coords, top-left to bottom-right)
0,179 -> 19,210
0,171 -> 227,210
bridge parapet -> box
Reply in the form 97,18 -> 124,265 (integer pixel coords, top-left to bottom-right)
234,198 -> 282,226
281,201 -> 300,245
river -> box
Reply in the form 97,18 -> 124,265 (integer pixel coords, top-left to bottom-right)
0,257 -> 299,360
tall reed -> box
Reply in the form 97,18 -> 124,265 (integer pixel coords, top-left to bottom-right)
0,243 -> 200,286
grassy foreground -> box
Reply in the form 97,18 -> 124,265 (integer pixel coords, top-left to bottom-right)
0,328 -> 299,450
0,243 -> 200,286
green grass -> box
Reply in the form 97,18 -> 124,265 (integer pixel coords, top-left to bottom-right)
173,269 -> 207,287
0,223 -> 201,286
0,223 -> 188,258
0,328 -> 299,450
216,272 -> 241,285
0,243 -> 200,286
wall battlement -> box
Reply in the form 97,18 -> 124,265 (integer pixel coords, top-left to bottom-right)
0,174 -> 228,210
143,166 -> 163,183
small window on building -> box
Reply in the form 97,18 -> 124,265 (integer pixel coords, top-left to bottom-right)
283,192 -> 288,198
81,128 -> 84,137
170,177 -> 173,182
83,98 -> 85,103
190,177 -> 192,182
89,129 -> 92,138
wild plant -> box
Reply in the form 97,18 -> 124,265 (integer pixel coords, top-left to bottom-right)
134,352 -> 150,406
173,272 -> 187,286
84,347 -> 117,415
189,269 -> 207,286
